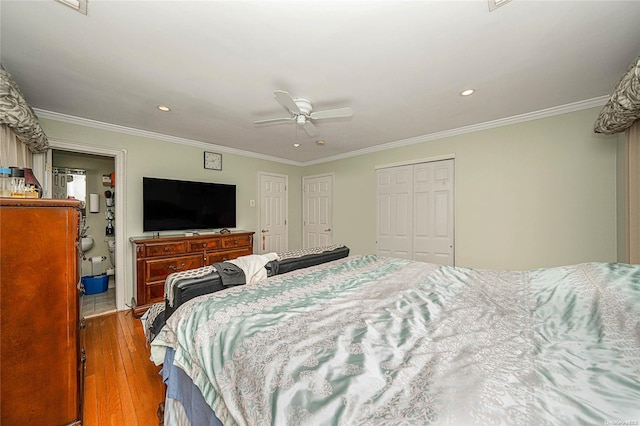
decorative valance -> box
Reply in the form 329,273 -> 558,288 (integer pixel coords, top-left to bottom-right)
594,55 -> 640,135
0,68 -> 48,153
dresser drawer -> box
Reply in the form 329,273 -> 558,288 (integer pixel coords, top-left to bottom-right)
188,238 -> 221,252
145,241 -> 188,257
205,248 -> 252,264
145,254 -> 203,282
146,282 -> 166,304
221,235 -> 252,249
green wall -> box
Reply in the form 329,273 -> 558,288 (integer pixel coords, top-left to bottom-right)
304,107 -> 619,270
40,106 -> 620,309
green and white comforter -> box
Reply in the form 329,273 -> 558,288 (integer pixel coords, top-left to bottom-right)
151,255 -> 640,425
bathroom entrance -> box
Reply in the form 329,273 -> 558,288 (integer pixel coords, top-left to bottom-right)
52,150 -> 117,317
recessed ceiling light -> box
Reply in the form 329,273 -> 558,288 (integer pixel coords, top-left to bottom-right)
315,140 -> 326,146
293,143 -> 301,148
157,105 -> 171,112
460,89 -> 475,96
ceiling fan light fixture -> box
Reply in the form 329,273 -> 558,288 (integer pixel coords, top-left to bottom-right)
255,90 -> 353,137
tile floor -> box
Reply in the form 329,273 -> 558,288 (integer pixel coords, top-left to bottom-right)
82,287 -> 116,318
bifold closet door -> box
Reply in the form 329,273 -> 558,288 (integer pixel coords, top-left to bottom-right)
376,160 -> 454,265
413,160 -> 454,265
376,165 -> 413,259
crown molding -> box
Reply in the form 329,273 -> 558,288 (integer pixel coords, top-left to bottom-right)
33,109 -> 301,166
35,95 -> 608,168
300,96 -> 609,166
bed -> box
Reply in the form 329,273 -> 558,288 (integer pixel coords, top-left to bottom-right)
150,254 -> 640,425
143,245 -> 350,345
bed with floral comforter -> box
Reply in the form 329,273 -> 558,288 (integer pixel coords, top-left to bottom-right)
151,255 -> 640,425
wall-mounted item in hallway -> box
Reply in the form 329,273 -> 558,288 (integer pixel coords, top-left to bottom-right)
89,193 -> 99,213
102,172 -> 115,186
105,189 -> 114,236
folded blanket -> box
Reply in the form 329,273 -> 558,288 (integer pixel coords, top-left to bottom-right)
227,252 -> 278,284
211,262 -> 245,286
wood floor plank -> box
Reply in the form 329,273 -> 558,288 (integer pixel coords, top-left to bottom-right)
84,374 -> 98,425
84,311 -> 164,426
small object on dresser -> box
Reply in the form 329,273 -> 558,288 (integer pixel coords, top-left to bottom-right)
25,185 -> 38,198
0,168 -> 11,197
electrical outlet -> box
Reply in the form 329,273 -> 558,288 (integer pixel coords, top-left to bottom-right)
249,199 -> 255,207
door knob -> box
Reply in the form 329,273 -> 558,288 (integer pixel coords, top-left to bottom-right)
261,229 -> 268,233
325,228 -> 331,232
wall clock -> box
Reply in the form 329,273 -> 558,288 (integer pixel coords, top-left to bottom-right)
204,151 -> 222,170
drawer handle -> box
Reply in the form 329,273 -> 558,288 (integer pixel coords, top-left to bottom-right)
202,243 -> 207,248
233,240 -> 238,245
164,247 -> 170,252
168,263 -> 186,271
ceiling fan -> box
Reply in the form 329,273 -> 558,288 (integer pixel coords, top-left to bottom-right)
254,90 -> 353,137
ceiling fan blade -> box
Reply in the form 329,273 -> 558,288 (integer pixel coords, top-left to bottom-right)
274,90 -> 301,114
254,117 -> 295,124
302,120 -> 319,136
310,107 -> 353,120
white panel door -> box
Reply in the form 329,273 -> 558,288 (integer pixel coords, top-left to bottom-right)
376,166 -> 413,259
303,174 -> 333,249
413,160 -> 454,265
259,173 -> 288,254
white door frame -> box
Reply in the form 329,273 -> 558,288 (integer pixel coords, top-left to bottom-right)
45,139 -> 129,311
258,171 -> 289,254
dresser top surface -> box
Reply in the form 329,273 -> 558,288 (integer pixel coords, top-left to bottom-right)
0,198 -> 82,208
130,230 -> 254,244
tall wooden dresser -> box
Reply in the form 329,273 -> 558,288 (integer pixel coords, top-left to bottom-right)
0,199 -> 84,425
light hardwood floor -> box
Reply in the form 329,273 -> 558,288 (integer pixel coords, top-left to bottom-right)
84,311 -> 164,425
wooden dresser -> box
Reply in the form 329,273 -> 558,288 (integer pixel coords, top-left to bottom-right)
131,231 -> 254,316
0,199 -> 84,425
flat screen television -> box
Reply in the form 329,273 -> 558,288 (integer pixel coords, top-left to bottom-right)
143,177 -> 236,232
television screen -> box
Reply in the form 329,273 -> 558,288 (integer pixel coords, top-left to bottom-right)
143,177 -> 237,232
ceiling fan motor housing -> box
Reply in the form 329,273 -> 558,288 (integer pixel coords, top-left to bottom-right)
293,98 -> 313,116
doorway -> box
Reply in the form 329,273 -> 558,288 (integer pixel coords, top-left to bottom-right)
258,172 -> 288,254
302,173 -> 334,249
45,139 -> 128,312
52,151 -> 116,317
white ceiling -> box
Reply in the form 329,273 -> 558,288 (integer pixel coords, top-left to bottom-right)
2,1 -> 639,164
